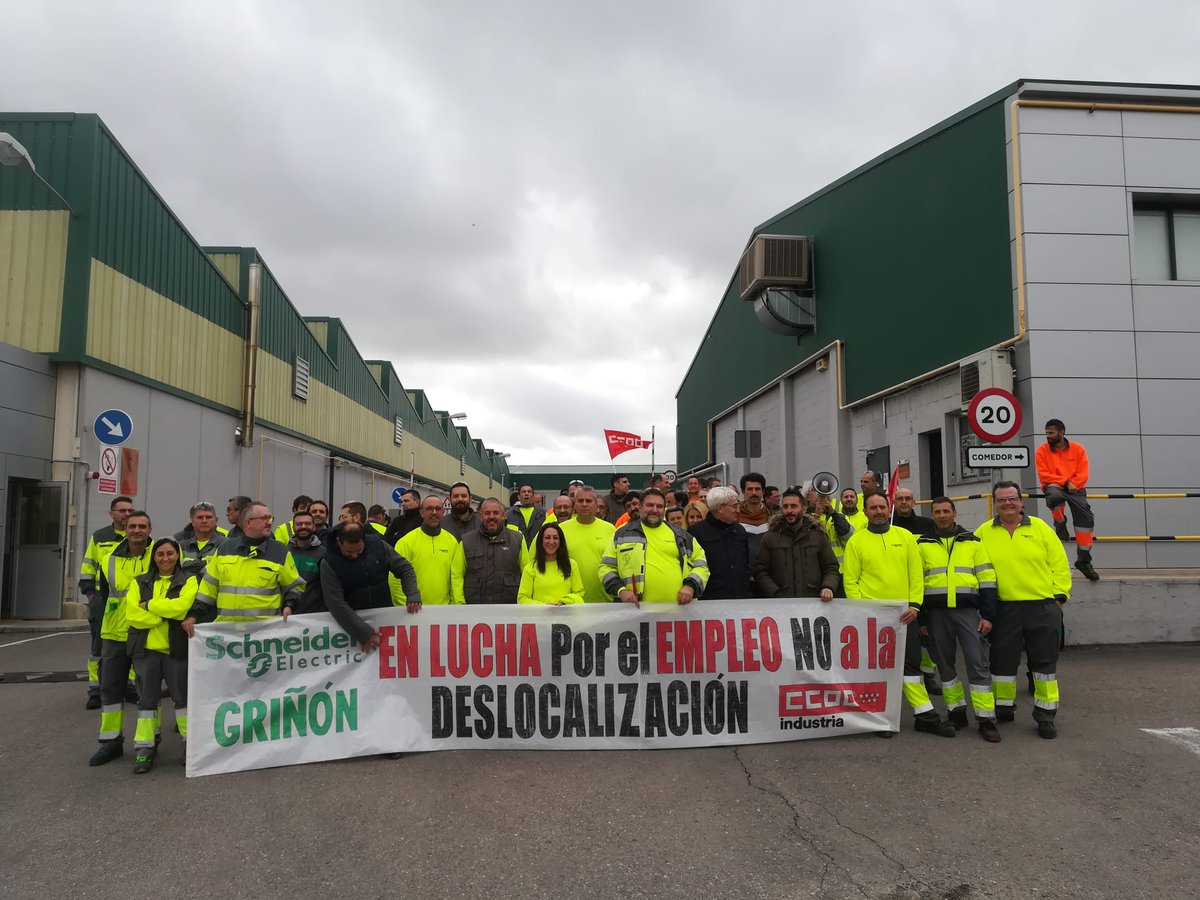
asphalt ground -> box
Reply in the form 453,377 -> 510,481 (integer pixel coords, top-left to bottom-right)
1,633 -> 1197,900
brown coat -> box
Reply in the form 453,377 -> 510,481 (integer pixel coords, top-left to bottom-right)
753,515 -> 840,598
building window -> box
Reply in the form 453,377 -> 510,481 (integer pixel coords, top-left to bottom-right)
394,416 -> 404,447
1134,203 -> 1200,281
292,356 -> 310,402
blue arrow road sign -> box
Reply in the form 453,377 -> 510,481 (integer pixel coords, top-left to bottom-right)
93,409 -> 133,446
392,487 -> 407,504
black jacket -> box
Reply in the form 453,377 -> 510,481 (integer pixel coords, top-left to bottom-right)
384,510 -> 422,545
687,514 -> 753,599
319,526 -> 419,643
892,511 -> 935,538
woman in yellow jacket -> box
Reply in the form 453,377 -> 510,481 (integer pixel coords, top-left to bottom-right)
518,523 -> 584,605
125,537 -> 197,774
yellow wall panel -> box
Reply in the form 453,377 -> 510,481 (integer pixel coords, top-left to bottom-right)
0,210 -> 68,352
205,252 -> 241,291
85,260 -> 243,410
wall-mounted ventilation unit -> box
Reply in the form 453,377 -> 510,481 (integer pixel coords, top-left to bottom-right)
394,416 -> 405,447
959,349 -> 1014,410
292,356 -> 310,402
740,235 -> 816,335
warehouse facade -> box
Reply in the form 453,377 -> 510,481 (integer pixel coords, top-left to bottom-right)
677,79 -> 1200,569
0,113 -> 510,618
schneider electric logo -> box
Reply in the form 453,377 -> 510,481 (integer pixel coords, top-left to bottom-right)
205,627 -> 365,679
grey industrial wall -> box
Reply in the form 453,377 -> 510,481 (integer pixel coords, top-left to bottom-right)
1011,104 -> 1200,567
0,342 -> 57,607
73,367 -> 422,569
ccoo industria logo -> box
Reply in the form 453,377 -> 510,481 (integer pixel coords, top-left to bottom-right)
205,627 -> 367,678
778,682 -> 888,717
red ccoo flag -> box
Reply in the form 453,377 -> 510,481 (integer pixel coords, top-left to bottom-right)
886,464 -> 901,510
604,429 -> 653,460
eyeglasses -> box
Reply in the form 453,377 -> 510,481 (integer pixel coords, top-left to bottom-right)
995,497 -> 1022,504
244,514 -> 274,523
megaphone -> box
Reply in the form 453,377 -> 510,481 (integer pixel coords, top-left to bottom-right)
812,472 -> 840,497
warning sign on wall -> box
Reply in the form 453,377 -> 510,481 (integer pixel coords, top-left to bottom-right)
120,448 -> 139,497
98,448 -> 118,495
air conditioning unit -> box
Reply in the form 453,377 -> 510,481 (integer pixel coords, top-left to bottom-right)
739,234 -> 812,300
959,349 -> 1014,410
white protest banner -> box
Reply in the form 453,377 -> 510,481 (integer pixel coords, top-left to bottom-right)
187,598 -> 907,777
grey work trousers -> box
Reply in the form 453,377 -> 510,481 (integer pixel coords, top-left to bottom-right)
991,599 -> 1061,724
924,605 -> 994,719
98,638 -> 139,744
1043,485 -> 1094,530
131,649 -> 187,750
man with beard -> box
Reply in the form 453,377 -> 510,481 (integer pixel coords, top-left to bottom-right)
442,481 -> 479,540
600,489 -> 708,605
286,510 -> 326,613
452,498 -> 528,604
840,488 -> 868,532
603,473 -> 632,524
308,500 -> 332,542
505,483 -> 548,546
844,492 -> 956,738
754,489 -> 840,600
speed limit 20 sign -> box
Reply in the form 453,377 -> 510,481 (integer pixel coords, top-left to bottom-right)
967,388 -> 1022,443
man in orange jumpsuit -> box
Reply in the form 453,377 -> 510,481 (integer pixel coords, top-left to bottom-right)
1035,418 -> 1099,581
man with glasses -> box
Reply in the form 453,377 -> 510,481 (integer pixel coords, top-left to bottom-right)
176,502 -> 225,576
183,501 -> 304,630
975,481 -> 1071,739
225,495 -> 252,541
79,496 -> 135,709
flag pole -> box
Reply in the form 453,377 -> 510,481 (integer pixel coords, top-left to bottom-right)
651,425 -> 655,478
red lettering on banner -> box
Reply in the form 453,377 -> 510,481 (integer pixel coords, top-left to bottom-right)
447,625 -> 469,678
877,625 -> 896,669
471,624 -> 493,677
430,625 -> 445,677
867,618 -> 877,669
704,619 -> 725,672
518,623 -> 542,676
656,621 -> 672,674
778,682 -> 888,717
495,624 -> 516,675
760,618 -> 782,672
675,621 -> 703,672
740,619 -> 760,672
840,625 -> 860,670
724,620 -> 743,672
378,625 -> 419,679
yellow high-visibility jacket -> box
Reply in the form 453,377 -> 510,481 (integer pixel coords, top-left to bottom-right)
97,541 -> 154,641
917,527 -> 997,621
126,569 -> 199,653
843,526 -> 923,606
193,535 -> 304,622
517,559 -> 584,605
974,515 -> 1071,602
599,521 -> 709,603
393,527 -> 460,605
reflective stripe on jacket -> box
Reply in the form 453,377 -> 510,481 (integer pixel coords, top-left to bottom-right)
917,527 -> 997,621
98,541 -> 153,641
80,525 -> 124,594
193,536 -> 303,622
599,521 -> 709,603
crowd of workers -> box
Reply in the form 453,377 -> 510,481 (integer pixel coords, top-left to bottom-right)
79,419 -> 1094,773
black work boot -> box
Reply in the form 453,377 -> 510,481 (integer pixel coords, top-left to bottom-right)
89,741 -> 124,767
979,720 -> 1002,743
997,706 -> 1015,723
913,714 -> 956,737
86,691 -> 101,710
948,708 -> 969,730
1075,557 -> 1099,581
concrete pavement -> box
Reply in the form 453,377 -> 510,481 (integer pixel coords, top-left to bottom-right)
1,633 -> 1197,900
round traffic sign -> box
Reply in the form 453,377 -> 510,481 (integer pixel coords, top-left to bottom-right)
663,469 -> 677,485
392,487 -> 407,504
967,388 -> 1022,443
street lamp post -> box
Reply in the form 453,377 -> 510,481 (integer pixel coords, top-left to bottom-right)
0,132 -> 77,217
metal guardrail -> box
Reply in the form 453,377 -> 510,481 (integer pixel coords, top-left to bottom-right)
913,491 -> 1200,542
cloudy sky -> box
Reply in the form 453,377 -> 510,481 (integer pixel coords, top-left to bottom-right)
4,2 -> 1197,465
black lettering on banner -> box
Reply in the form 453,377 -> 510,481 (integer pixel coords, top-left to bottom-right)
594,631 -> 610,676
703,679 -> 725,734
618,683 -> 640,736
644,683 -> 666,737
667,680 -> 690,736
727,680 -> 749,733
604,683 -> 616,735
431,685 -> 452,739
514,684 -> 536,738
814,617 -> 832,670
616,630 -> 638,676
563,683 -> 586,737
573,632 -> 594,677
639,622 -> 651,674
474,684 -> 496,739
550,624 -> 571,676
586,683 -> 606,736
496,685 -> 514,738
538,683 -> 561,738
455,685 -> 473,737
